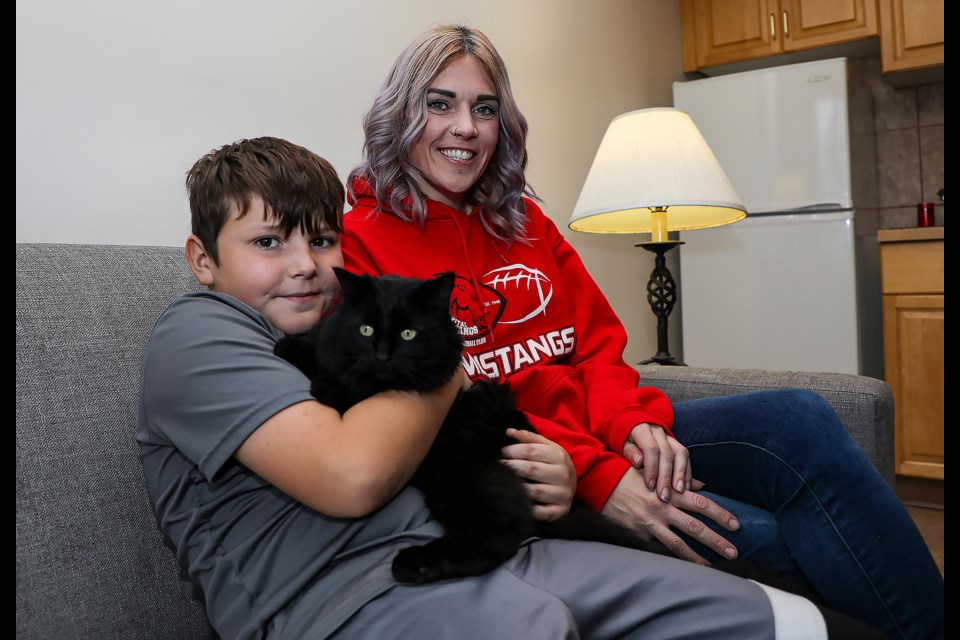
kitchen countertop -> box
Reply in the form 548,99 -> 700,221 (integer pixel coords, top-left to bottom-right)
878,227 -> 944,243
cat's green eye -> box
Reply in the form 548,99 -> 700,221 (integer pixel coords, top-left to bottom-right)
359,325 -> 374,337
400,329 -> 417,341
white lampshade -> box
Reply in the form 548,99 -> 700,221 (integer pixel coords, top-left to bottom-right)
569,107 -> 746,239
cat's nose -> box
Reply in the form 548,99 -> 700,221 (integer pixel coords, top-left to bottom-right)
374,343 -> 390,362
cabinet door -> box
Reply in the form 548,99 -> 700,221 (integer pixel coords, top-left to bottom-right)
883,294 -> 944,479
879,0 -> 944,72
782,0 -> 879,52
683,0 -> 780,69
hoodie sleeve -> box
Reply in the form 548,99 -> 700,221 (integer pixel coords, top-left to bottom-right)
542,211 -> 676,457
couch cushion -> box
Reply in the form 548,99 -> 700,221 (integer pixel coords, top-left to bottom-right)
16,243 -> 214,639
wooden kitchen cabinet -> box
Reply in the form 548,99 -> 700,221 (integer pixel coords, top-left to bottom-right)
878,227 -> 943,481
681,0 -> 879,72
878,0 -> 944,73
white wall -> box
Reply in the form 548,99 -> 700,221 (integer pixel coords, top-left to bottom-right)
16,0 -> 686,365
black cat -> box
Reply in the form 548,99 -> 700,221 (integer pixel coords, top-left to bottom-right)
273,268 -> 890,639
274,267 -> 663,584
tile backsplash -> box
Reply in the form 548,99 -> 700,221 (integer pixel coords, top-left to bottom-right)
851,57 -> 944,230
844,57 -> 943,381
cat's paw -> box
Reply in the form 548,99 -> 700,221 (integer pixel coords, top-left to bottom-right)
391,546 -> 445,584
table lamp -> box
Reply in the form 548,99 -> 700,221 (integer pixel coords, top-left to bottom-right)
569,107 -> 746,366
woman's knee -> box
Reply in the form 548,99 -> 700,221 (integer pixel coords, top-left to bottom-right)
776,388 -> 834,416
676,388 -> 843,440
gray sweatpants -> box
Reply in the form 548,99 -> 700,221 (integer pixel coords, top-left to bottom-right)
326,539 -> 816,639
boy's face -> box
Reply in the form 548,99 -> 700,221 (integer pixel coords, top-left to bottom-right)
194,195 -> 343,335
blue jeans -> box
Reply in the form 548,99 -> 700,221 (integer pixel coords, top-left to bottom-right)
671,389 -> 943,640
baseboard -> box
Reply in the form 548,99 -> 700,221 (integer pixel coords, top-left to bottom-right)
895,476 -> 944,510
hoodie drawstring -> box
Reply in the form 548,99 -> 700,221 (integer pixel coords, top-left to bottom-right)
450,212 -> 497,344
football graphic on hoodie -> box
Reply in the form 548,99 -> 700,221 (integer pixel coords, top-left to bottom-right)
483,264 -> 553,325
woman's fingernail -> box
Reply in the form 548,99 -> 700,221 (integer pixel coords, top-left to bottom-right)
724,547 -> 738,559
675,480 -> 685,493
660,488 -> 670,502
648,480 -> 656,491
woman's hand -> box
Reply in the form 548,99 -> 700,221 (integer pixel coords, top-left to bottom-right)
623,423 -> 694,503
501,428 -> 576,522
601,467 -> 740,566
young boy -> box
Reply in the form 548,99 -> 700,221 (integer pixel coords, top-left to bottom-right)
138,136 -> 815,639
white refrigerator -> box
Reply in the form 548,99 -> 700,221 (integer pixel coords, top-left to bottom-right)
672,58 -> 882,377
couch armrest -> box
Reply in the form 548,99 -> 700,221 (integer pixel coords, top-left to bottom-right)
635,365 -> 894,487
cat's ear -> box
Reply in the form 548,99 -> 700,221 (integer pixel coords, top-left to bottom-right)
332,267 -> 366,296
429,272 -> 456,299
332,266 -> 351,283
425,271 -> 456,304
333,267 -> 373,300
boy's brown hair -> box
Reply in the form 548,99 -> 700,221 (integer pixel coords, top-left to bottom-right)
186,137 -> 344,263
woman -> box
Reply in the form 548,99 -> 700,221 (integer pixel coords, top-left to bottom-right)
341,23 -> 943,640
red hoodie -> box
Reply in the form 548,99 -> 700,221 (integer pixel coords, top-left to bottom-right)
342,178 -> 674,510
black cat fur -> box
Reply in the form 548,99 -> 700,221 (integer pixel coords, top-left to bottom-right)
274,268 -> 888,638
274,268 -> 662,583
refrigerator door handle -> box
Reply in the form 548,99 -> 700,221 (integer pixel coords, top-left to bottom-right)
750,204 -> 847,217
794,203 -> 844,211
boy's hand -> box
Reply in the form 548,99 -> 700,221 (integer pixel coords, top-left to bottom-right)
501,428 -> 575,522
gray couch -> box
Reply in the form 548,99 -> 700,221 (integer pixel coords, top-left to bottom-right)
16,242 -> 895,639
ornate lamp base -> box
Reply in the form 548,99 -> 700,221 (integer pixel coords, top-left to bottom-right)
635,240 -> 686,366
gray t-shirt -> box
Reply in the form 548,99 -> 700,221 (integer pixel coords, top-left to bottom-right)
137,291 -> 443,639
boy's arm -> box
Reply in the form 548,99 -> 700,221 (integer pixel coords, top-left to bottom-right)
235,372 -> 465,518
